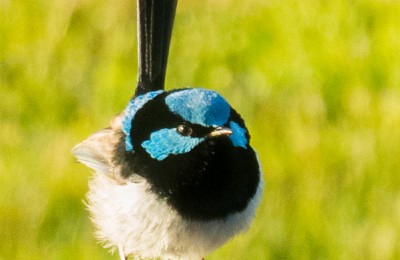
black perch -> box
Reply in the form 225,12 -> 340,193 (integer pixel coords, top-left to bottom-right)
135,0 -> 178,96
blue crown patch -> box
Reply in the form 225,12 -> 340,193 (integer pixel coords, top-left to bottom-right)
165,88 -> 231,127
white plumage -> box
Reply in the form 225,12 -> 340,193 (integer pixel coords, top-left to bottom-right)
73,115 -> 263,260
87,172 -> 263,260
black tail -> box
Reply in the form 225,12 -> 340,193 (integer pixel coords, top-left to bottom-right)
135,0 -> 178,96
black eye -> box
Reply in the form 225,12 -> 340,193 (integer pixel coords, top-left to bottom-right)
177,124 -> 193,136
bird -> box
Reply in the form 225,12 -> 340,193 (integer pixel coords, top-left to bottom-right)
72,87 -> 263,260
73,1 -> 263,259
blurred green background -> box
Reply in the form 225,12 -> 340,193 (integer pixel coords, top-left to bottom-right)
1,0 -> 400,259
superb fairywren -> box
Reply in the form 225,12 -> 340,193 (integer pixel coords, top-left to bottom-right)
73,1 -> 263,259
73,88 -> 263,259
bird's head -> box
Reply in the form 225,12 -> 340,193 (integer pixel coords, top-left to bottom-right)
116,88 -> 259,220
122,88 -> 249,160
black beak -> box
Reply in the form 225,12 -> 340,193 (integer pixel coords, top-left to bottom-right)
208,127 -> 233,137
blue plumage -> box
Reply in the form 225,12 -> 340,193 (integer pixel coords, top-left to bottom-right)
73,1 -> 263,257
122,90 -> 163,151
229,121 -> 248,148
141,128 -> 205,160
165,88 -> 231,127
122,88 -> 250,160
73,86 -> 262,259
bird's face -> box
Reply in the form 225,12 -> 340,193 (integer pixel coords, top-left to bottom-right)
116,88 -> 260,220
123,88 -> 249,159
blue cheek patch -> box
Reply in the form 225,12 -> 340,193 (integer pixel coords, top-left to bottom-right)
165,88 -> 231,127
122,90 -> 164,151
141,128 -> 205,161
229,121 -> 248,149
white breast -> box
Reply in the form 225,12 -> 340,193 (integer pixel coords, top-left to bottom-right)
86,172 -> 263,260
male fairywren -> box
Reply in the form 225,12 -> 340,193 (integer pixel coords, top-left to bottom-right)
72,1 -> 263,259
73,88 -> 263,259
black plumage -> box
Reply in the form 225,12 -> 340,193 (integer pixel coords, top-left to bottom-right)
113,93 -> 260,220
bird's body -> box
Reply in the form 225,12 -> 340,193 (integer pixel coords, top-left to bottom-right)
87,156 -> 262,259
73,88 -> 263,259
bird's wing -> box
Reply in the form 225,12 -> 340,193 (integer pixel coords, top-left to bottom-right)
73,111 -> 147,185
72,128 -> 118,175
73,113 -> 135,184
72,111 -> 124,171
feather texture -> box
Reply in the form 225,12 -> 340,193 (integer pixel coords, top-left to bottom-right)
73,89 -> 263,259
87,169 -> 263,260
72,127 -> 127,184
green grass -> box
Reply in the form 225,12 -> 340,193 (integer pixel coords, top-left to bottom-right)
1,0 -> 400,259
